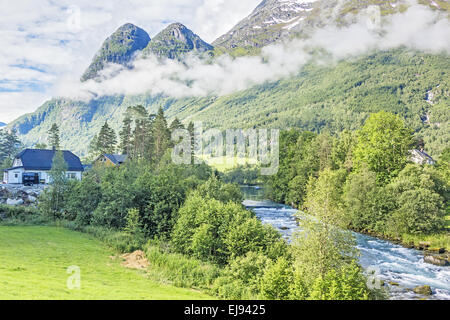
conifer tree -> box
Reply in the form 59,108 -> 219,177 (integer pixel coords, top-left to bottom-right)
152,107 -> 171,161
119,116 -> 132,154
48,124 -> 61,150
96,121 -> 117,154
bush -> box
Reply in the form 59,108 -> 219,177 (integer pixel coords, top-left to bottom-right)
171,194 -> 285,264
0,204 -> 48,225
308,262 -> 371,300
145,241 -> 220,289
260,257 -> 293,300
0,204 -> 39,219
212,251 -> 270,299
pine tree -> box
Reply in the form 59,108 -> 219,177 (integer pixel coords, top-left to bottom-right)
128,105 -> 153,160
187,121 -> 195,163
169,117 -> 184,132
96,121 -> 117,154
152,107 -> 171,161
119,116 -> 132,154
0,129 -> 21,168
48,124 -> 61,150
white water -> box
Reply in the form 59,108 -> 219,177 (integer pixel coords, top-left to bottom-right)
242,193 -> 450,300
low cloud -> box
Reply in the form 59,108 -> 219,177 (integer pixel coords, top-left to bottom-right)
57,2 -> 450,102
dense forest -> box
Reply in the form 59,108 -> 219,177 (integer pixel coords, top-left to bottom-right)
267,111 -> 449,247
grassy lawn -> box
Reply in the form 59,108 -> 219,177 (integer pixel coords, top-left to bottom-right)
0,226 -> 213,300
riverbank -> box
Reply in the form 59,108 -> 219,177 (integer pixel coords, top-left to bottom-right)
245,197 -> 450,299
350,228 -> 450,267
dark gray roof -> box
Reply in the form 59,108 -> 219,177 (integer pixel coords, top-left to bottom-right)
9,149 -> 84,171
103,154 -> 128,165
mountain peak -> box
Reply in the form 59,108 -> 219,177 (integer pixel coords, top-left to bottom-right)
143,22 -> 213,60
81,23 -> 150,82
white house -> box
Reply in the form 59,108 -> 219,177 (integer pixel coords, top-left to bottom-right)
410,148 -> 436,165
3,149 -> 84,184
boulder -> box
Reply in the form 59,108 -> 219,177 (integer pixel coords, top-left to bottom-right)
413,285 -> 432,296
428,247 -> 446,254
424,255 -> 449,267
6,198 -> 24,206
27,195 -> 37,203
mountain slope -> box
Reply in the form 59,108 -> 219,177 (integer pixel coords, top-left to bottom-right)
0,122 -> 6,128
9,49 -> 449,159
143,23 -> 213,60
7,1 -> 450,159
81,23 -> 151,81
212,0 -> 449,55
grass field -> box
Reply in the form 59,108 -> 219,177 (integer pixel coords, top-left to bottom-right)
0,226 -> 213,300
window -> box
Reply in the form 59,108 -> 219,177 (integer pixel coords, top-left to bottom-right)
67,173 -> 77,180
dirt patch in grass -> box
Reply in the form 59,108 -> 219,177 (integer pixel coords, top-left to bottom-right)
120,250 -> 149,270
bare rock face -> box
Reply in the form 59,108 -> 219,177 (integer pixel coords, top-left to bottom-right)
81,23 -> 151,81
143,23 -> 213,60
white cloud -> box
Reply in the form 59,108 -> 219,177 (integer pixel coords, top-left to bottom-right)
0,0 -> 261,122
55,3 -> 450,101
1,1 -> 449,124
0,92 -> 50,123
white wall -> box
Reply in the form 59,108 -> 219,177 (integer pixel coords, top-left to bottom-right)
6,168 -> 24,184
4,169 -> 82,184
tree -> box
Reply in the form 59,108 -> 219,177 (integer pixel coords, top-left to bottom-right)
48,124 -> 61,150
34,143 -> 47,149
0,129 -> 21,168
152,107 -> 171,161
386,164 -> 446,235
40,151 -> 68,219
260,257 -> 293,300
344,164 -> 380,231
353,112 -> 414,184
119,116 -> 132,154
292,168 -> 357,284
171,193 -> 283,265
169,117 -> 184,132
96,121 -> 117,154
128,105 -> 153,160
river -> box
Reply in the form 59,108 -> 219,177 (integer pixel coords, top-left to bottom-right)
241,185 -> 450,300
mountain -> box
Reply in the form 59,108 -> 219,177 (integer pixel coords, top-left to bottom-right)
143,23 -> 213,60
212,0 -> 448,55
0,122 -> 6,128
81,23 -> 151,81
7,1 -> 450,159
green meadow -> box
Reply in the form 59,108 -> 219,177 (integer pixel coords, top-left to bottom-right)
0,226 -> 212,300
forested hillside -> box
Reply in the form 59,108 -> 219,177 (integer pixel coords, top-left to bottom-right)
9,49 -> 449,158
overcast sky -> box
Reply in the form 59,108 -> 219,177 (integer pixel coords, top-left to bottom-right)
0,0 -> 261,123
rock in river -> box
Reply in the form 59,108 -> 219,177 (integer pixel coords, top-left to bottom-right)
424,255 -> 449,267
413,285 -> 432,296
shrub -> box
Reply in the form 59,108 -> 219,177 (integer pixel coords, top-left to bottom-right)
171,194 -> 285,264
259,257 -> 293,300
145,242 -> 220,289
